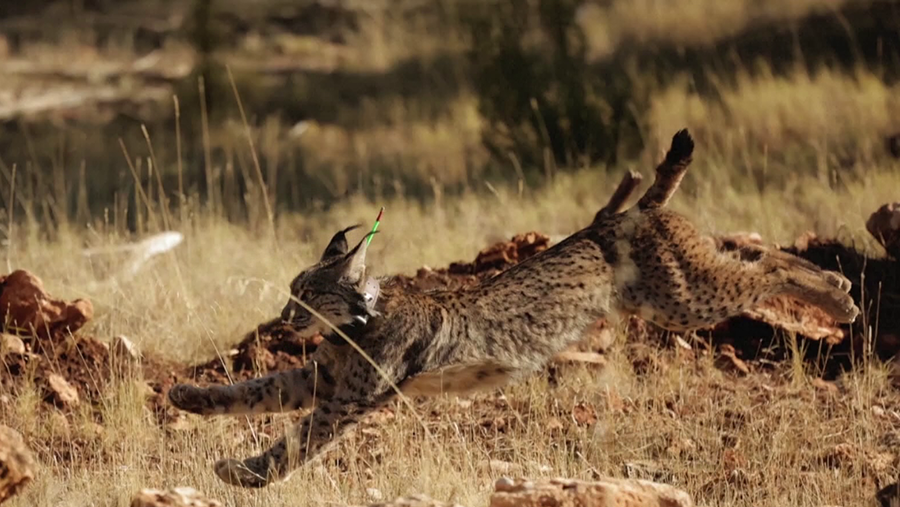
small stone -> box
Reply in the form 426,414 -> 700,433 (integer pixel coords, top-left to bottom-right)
111,335 -> 141,362
494,477 -> 516,492
130,487 -> 222,507
0,334 -> 25,356
0,425 -> 36,505
715,344 -> 750,376
46,373 -> 80,408
366,488 -> 384,501
674,335 -> 692,350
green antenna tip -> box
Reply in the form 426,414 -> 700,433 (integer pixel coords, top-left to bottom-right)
366,207 -> 384,246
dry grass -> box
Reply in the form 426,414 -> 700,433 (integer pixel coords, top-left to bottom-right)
3,128 -> 900,506
3,2 -> 900,506
578,0 -> 852,60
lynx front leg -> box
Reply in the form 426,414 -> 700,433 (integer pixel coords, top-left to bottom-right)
214,393 -> 392,488
168,361 -> 336,416
213,356 -> 397,488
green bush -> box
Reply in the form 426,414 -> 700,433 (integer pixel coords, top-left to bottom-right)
464,0 -> 648,175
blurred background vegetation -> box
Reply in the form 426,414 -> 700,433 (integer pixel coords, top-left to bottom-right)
1,0 -> 899,235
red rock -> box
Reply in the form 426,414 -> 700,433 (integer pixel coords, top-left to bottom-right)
0,333 -> 25,356
715,344 -> 750,376
0,270 -> 93,338
0,425 -> 35,505
46,373 -> 80,408
572,402 -> 598,426
474,232 -> 550,273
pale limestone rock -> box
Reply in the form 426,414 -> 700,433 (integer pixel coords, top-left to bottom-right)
490,476 -> 693,507
130,487 -> 222,507
0,425 -> 35,505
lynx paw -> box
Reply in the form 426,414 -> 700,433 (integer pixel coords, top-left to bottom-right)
665,128 -> 694,165
214,458 -> 272,488
823,271 -> 853,293
831,292 -> 860,324
168,384 -> 214,415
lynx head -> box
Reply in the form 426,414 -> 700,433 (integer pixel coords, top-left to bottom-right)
280,225 -> 380,341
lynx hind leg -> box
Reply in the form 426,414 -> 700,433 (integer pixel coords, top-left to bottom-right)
628,226 -> 858,332
715,238 -> 853,294
776,263 -> 859,324
763,248 -> 852,293
723,243 -> 858,324
593,171 -> 644,224
399,361 -> 515,397
637,129 -> 695,211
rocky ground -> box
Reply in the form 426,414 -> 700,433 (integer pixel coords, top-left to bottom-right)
2,203 -> 900,506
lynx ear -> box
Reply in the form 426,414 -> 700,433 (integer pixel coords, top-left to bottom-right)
321,224 -> 362,261
338,232 -> 376,285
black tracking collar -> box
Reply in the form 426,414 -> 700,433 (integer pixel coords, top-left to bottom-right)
323,321 -> 367,346
321,277 -> 381,346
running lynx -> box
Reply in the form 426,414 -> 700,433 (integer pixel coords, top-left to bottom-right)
169,129 -> 859,487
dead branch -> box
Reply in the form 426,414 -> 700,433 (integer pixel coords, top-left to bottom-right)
637,128 -> 694,211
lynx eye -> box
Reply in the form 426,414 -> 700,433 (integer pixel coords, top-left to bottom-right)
289,288 -> 306,304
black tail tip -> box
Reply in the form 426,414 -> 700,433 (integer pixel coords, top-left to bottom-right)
667,128 -> 694,163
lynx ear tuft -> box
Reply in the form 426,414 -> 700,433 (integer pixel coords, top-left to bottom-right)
321,224 -> 362,261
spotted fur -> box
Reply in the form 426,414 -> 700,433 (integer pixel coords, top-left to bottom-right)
168,129 -> 859,488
